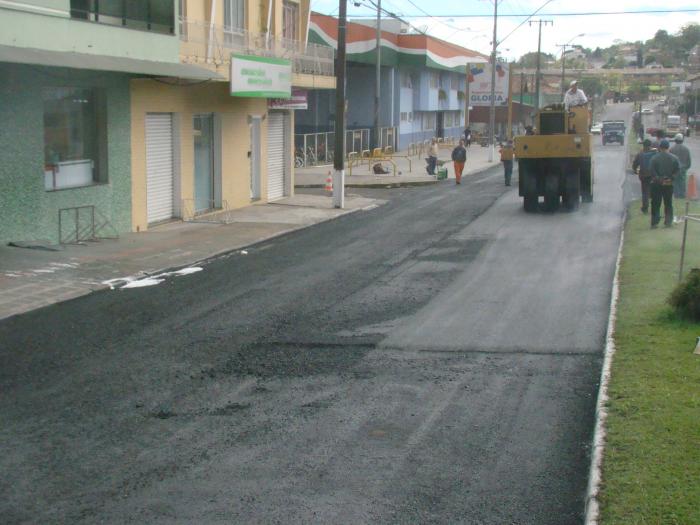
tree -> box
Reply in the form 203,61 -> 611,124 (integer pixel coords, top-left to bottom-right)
518,51 -> 555,69
578,77 -> 604,97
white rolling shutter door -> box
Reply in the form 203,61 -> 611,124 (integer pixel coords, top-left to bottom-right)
267,112 -> 286,201
146,113 -> 174,223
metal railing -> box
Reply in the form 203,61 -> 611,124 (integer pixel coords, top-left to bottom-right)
294,128 -> 372,167
179,18 -> 334,77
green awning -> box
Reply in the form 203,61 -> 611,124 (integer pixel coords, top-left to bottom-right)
0,44 -> 224,80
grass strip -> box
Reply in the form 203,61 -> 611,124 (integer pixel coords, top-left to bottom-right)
600,200 -> 700,524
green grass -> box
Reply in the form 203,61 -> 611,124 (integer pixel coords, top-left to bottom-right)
600,201 -> 700,525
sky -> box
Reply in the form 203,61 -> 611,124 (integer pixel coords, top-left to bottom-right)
309,0 -> 700,62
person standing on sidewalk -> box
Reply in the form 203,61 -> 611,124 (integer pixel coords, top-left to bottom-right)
464,127 -> 472,147
670,133 -> 692,199
649,139 -> 680,228
499,140 -> 514,186
451,140 -> 467,185
427,138 -> 439,175
632,139 -> 656,214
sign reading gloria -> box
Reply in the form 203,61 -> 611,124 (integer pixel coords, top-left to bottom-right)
468,64 -> 510,107
230,54 -> 292,98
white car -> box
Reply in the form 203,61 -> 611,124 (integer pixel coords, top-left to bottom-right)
591,123 -> 602,134
641,108 -> 653,114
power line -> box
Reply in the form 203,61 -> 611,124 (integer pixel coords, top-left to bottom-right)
498,0 -> 554,46
343,8 -> 700,18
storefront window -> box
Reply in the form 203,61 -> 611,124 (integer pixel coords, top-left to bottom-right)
43,87 -> 108,191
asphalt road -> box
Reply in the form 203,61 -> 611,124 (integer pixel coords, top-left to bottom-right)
1,105 -> 630,524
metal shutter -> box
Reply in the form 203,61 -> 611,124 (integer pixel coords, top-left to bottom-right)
146,113 -> 174,223
267,112 -> 286,201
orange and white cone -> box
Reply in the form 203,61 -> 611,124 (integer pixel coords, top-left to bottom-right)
325,171 -> 333,194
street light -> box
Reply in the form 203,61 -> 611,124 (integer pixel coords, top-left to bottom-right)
558,33 -> 584,94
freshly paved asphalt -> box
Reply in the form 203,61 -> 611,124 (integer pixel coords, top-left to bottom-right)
1,105 -> 630,524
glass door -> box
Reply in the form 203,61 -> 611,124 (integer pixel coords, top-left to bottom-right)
194,114 -> 214,213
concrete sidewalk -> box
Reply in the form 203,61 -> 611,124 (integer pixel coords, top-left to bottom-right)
295,143 -> 501,187
0,194 -> 384,320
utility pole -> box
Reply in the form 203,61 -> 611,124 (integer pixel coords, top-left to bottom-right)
333,0 -> 347,208
519,70 -> 524,132
557,34 -> 584,95
487,0 -> 498,162
506,63 -> 514,140
374,0 -> 381,150
530,19 -> 552,110
465,62 -> 471,129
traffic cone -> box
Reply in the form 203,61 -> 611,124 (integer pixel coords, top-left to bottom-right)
687,173 -> 698,201
324,171 -> 333,194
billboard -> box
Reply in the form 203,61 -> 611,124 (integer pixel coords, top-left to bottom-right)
230,54 -> 292,98
468,63 -> 509,107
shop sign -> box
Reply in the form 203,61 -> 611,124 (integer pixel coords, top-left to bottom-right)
268,89 -> 308,109
468,63 -> 510,107
230,54 -> 292,98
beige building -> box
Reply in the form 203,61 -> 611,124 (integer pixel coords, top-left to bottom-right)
131,0 -> 335,231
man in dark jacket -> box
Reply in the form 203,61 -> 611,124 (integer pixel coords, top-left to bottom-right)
451,140 -> 467,184
649,139 -> 680,228
632,139 -> 656,214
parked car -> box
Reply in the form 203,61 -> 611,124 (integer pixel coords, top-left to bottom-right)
641,108 -> 653,114
591,122 -> 602,134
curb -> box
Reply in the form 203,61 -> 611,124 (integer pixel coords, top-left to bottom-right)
87,202 -> 380,289
295,163 -> 499,190
295,180 -> 438,189
0,201 -> 384,320
584,210 -> 626,525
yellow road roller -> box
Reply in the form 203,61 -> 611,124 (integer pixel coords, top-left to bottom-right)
514,105 -> 593,212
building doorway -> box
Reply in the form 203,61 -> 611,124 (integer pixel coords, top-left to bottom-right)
193,114 -> 215,213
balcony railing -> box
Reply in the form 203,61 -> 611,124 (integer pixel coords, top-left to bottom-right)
179,18 -> 334,77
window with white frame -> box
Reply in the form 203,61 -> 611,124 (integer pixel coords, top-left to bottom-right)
282,0 -> 299,41
430,72 -> 439,88
224,0 -> 245,30
408,112 -> 413,122
423,112 -> 436,130
43,87 -> 108,191
400,112 -> 408,122
445,112 -> 453,127
451,74 -> 459,89
401,72 -> 412,88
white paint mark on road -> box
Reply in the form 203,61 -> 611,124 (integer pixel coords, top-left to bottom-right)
102,266 -> 204,290
241,250 -> 249,255
171,267 -> 203,276
362,204 -> 379,211
121,277 -> 165,288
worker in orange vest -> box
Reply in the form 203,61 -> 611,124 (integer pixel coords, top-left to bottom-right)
499,140 -> 514,186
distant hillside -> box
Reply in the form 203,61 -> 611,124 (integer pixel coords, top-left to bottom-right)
516,23 -> 700,70
592,23 -> 700,68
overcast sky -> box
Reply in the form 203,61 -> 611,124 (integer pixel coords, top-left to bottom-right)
309,0 -> 700,62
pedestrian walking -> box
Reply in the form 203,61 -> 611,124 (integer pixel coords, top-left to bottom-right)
632,139 -> 657,214
670,133 -> 692,199
499,140 -> 514,186
451,139 -> 467,184
426,138 -> 439,175
649,139 -> 680,228
464,127 -> 472,147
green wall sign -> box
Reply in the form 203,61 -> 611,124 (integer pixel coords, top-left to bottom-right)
230,54 -> 292,98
